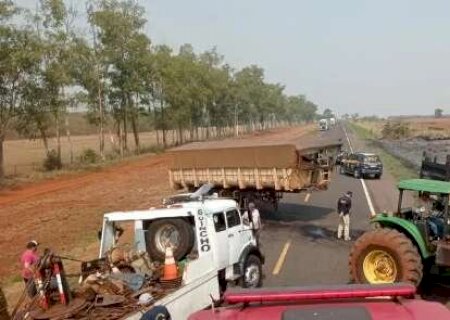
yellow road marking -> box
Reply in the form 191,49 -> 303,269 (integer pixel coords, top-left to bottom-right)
272,241 -> 291,275
304,193 -> 311,202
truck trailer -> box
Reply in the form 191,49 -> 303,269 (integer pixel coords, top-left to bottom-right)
168,136 -> 342,208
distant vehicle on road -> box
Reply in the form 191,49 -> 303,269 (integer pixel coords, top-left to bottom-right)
329,117 -> 336,126
189,283 -> 450,319
340,152 -> 383,179
318,119 -> 329,131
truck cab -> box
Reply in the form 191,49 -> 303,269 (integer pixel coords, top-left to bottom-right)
318,119 -> 329,131
99,196 -> 264,289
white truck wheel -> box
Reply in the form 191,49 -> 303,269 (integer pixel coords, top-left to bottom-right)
242,255 -> 263,288
146,219 -> 195,261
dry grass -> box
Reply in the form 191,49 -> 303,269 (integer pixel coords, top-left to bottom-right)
3,132 -> 163,175
3,127 -> 241,176
355,117 -> 450,139
405,117 -> 450,137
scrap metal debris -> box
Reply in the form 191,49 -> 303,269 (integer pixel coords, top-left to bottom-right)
12,246 -> 184,320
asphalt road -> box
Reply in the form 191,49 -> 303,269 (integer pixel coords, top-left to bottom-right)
260,125 -> 371,287
259,125 -> 450,308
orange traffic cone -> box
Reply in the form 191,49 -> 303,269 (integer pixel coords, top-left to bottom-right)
162,246 -> 178,281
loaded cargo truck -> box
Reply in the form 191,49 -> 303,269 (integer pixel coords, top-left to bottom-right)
168,138 -> 342,209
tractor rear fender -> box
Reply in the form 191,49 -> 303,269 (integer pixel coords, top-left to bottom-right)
371,215 -> 431,259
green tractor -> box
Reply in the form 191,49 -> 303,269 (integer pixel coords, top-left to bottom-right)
349,178 -> 450,286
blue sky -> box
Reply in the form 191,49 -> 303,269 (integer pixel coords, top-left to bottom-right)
18,0 -> 450,116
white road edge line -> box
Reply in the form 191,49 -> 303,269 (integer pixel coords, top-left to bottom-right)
342,126 -> 376,217
272,240 -> 291,275
304,193 -> 311,203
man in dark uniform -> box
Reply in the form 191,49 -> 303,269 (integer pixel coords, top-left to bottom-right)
337,191 -> 352,241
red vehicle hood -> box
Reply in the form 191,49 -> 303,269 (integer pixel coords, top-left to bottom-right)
189,284 -> 450,320
189,299 -> 450,320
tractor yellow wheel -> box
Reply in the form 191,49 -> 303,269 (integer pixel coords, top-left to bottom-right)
349,228 -> 423,286
362,250 -> 398,283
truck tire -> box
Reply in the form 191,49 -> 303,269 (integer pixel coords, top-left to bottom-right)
140,306 -> 171,320
242,255 -> 263,288
349,228 -> 423,286
146,219 -> 195,261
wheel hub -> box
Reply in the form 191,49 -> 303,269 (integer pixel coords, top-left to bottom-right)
363,250 -> 398,283
245,264 -> 260,288
155,225 -> 180,253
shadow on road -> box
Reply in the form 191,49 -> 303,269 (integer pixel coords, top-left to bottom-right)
291,224 -> 367,242
262,220 -> 366,244
263,203 -> 334,222
420,275 -> 450,306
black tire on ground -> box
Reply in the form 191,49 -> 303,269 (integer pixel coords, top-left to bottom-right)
241,255 -> 263,288
353,169 -> 361,179
375,174 -> 382,179
146,218 -> 195,261
349,228 -> 423,286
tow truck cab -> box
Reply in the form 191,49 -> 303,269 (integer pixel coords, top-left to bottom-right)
99,197 -> 264,288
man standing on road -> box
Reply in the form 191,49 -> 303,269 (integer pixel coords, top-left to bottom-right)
243,202 -> 262,246
337,191 -> 352,241
20,240 -> 39,297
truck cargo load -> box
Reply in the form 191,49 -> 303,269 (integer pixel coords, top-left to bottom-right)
168,135 -> 342,208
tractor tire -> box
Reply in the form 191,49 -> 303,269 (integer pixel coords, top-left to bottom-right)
241,255 -> 263,288
349,228 -> 423,286
146,219 -> 195,261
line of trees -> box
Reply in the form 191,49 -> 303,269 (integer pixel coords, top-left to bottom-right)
0,0 -> 320,178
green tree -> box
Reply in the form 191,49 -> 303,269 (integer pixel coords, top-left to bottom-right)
323,108 -> 334,118
0,1 -> 42,177
150,45 -> 173,147
33,0 -> 77,162
434,108 -> 443,118
91,0 -> 151,154
234,65 -> 266,130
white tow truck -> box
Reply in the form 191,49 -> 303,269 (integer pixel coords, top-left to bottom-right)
98,186 -> 264,319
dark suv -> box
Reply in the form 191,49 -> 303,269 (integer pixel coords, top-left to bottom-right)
340,152 -> 383,179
